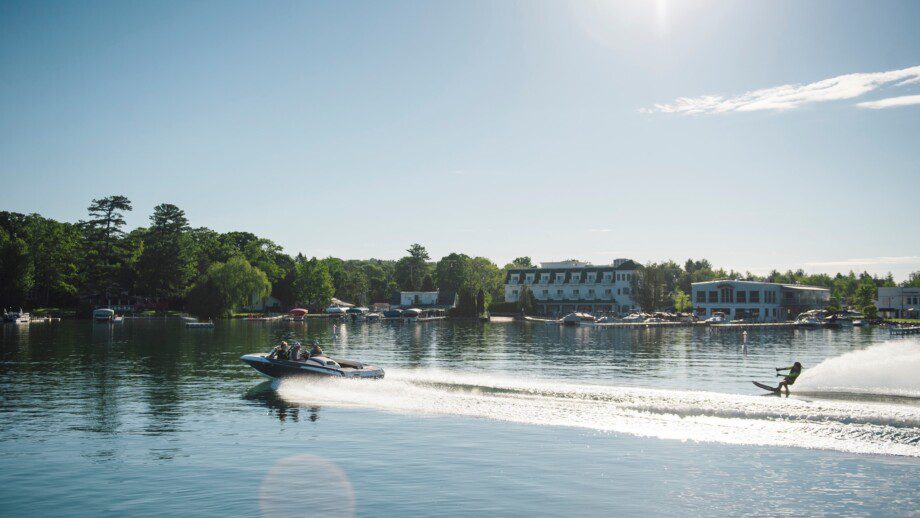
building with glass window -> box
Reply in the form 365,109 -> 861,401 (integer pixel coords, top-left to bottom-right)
877,287 -> 920,318
504,259 -> 641,316
691,280 -> 830,322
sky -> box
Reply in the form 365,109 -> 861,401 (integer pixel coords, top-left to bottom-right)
1,0 -> 918,279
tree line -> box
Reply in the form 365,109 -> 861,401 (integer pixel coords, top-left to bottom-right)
0,196 -> 519,318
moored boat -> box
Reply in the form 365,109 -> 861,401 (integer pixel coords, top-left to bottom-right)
93,308 -> 115,323
561,312 -> 595,326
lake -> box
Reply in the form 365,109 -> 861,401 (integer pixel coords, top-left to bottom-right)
1,319 -> 918,516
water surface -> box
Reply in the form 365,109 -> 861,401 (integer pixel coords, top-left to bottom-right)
1,319 -> 918,516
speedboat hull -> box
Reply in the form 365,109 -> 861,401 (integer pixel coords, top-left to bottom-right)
240,354 -> 384,380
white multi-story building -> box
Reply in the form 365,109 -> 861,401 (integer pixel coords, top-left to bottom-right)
691,280 -> 830,322
504,259 -> 641,316
877,287 -> 920,318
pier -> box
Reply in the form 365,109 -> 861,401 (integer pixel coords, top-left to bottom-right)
889,326 -> 920,336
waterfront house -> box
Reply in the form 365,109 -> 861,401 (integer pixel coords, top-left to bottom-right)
876,287 -> 920,318
391,291 -> 458,310
691,280 -> 830,322
503,259 -> 641,316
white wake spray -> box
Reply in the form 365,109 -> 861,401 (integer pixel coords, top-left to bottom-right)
276,367 -> 920,457
795,340 -> 920,397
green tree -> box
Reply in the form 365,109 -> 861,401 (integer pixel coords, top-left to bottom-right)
436,253 -> 471,292
292,257 -> 334,308
631,262 -> 673,312
80,195 -> 133,301
0,226 -> 33,307
24,215 -> 82,305
186,256 -> 270,318
861,305 -> 878,320
826,296 -> 841,313
903,271 -> 920,288
852,278 -> 876,310
421,273 -> 436,291
672,288 -> 692,313
137,204 -> 197,302
395,244 -> 431,291
519,285 -> 537,315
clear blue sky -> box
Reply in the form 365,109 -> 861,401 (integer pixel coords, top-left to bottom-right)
1,0 -> 918,278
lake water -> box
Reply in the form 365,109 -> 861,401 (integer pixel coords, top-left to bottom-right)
1,319 -> 918,516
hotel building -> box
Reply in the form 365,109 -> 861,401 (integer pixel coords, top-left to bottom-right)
877,287 -> 920,318
504,259 -> 641,316
691,280 -> 830,322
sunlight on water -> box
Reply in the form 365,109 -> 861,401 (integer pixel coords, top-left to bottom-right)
277,352 -> 920,458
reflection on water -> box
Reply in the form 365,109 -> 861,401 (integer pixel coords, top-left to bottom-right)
0,319 -> 917,516
244,381 -> 322,423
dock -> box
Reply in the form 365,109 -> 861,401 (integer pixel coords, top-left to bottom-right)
890,326 -> 920,336
186,322 -> 215,329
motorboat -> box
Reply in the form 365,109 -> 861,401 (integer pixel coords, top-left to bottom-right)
382,309 -> 403,320
240,348 -> 384,379
287,308 -> 309,321
365,312 -> 381,322
621,313 -> 648,323
704,312 -> 727,324
561,312 -> 595,326
3,308 -> 30,324
93,308 -> 115,322
325,306 -> 348,318
794,316 -> 822,328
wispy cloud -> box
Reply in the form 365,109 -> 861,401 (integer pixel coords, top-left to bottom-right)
643,65 -> 920,115
804,256 -> 920,267
856,94 -> 920,109
588,228 -> 613,233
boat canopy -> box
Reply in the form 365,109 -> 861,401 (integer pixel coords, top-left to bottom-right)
93,308 -> 115,317
289,308 -> 309,316
325,306 -> 347,314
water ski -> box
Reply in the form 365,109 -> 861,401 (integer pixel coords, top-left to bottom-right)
753,381 -> 780,394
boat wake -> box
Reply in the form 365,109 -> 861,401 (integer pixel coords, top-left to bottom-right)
276,365 -> 920,457
794,340 -> 920,398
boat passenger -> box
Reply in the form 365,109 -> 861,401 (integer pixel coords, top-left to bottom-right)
309,340 -> 323,358
270,341 -> 289,360
775,362 -> 802,394
290,343 -> 301,361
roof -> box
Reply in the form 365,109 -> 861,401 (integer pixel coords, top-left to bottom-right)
691,279 -> 830,292
505,261 -> 641,283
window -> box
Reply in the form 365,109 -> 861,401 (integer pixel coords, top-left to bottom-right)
622,288 -> 629,295
737,291 -> 746,303
708,291 -> 718,303
557,289 -> 563,295
750,291 -> 760,303
605,289 -> 612,295
604,274 -> 612,283
587,273 -> 595,283
720,287 -> 733,303
542,289 -> 548,296
541,274 -> 549,284
573,289 -> 580,295
696,291 -> 705,303
512,290 -> 518,296
588,289 -> 595,296
526,274 -> 534,283
572,274 -> 580,282
617,288 -> 621,295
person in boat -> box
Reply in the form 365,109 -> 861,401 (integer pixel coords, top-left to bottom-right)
289,342 -> 302,361
309,340 -> 323,358
270,341 -> 290,360
775,362 -> 803,394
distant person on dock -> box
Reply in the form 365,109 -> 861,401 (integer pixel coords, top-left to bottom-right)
775,362 -> 803,394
